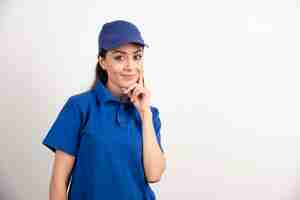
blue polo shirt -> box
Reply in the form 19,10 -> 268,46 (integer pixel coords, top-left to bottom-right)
42,79 -> 164,200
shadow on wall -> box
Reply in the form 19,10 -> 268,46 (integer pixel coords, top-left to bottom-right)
0,0 -> 11,17
289,174 -> 300,200
0,166 -> 18,200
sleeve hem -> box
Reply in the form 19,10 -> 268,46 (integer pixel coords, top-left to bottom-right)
42,140 -> 77,157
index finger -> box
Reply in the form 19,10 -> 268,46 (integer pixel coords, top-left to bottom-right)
139,65 -> 144,86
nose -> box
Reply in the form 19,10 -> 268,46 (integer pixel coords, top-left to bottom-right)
124,57 -> 136,72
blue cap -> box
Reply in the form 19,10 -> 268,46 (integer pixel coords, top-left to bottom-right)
98,20 -> 148,56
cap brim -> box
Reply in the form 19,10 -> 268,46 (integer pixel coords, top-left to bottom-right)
104,39 -> 149,50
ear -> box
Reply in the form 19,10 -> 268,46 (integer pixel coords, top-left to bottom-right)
98,57 -> 107,70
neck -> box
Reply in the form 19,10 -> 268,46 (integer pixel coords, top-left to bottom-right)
106,80 -> 124,100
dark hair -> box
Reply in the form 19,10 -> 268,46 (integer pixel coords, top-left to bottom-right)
90,49 -> 108,90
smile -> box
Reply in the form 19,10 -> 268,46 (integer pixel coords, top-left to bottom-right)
122,74 -> 136,77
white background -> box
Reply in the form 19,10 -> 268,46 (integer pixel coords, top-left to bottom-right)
1,0 -> 300,199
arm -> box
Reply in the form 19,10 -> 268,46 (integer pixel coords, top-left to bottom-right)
141,108 -> 166,183
49,150 -> 75,200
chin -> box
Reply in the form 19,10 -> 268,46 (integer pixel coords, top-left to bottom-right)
120,79 -> 138,88
118,82 -> 131,89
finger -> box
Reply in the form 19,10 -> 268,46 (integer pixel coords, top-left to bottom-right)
123,83 -> 138,94
138,72 -> 143,85
138,66 -> 144,86
133,86 -> 143,98
130,90 -> 140,102
128,85 -> 142,102
127,86 -> 140,101
128,85 -> 139,99
135,90 -> 144,100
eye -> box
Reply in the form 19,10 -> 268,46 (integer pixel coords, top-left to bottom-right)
134,54 -> 143,60
114,55 -> 124,61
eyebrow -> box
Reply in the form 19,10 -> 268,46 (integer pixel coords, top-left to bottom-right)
111,48 -> 143,54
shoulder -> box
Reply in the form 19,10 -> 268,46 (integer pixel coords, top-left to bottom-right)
67,89 -> 97,112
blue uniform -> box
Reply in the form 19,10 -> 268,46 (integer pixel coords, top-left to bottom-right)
42,79 -> 164,200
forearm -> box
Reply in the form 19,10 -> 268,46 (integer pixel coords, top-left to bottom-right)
49,178 -> 68,200
140,108 -> 166,182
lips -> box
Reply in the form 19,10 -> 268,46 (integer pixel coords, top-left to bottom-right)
122,74 -> 136,78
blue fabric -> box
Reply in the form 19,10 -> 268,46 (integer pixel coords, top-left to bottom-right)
42,79 -> 163,200
98,20 -> 149,55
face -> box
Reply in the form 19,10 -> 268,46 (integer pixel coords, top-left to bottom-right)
99,43 -> 144,90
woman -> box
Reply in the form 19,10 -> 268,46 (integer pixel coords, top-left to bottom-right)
42,20 -> 166,200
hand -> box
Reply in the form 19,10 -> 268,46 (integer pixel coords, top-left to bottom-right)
122,69 -> 151,113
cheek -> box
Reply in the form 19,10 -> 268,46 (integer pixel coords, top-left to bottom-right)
106,65 -> 123,79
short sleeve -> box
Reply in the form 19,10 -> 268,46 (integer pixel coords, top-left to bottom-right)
42,96 -> 82,157
151,106 -> 164,153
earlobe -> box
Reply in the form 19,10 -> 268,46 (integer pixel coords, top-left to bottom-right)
98,58 -> 106,70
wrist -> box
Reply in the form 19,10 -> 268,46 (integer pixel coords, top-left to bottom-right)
140,107 -> 152,120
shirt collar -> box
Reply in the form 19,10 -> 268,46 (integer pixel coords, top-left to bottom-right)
94,79 -> 132,105
93,80 -> 140,127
